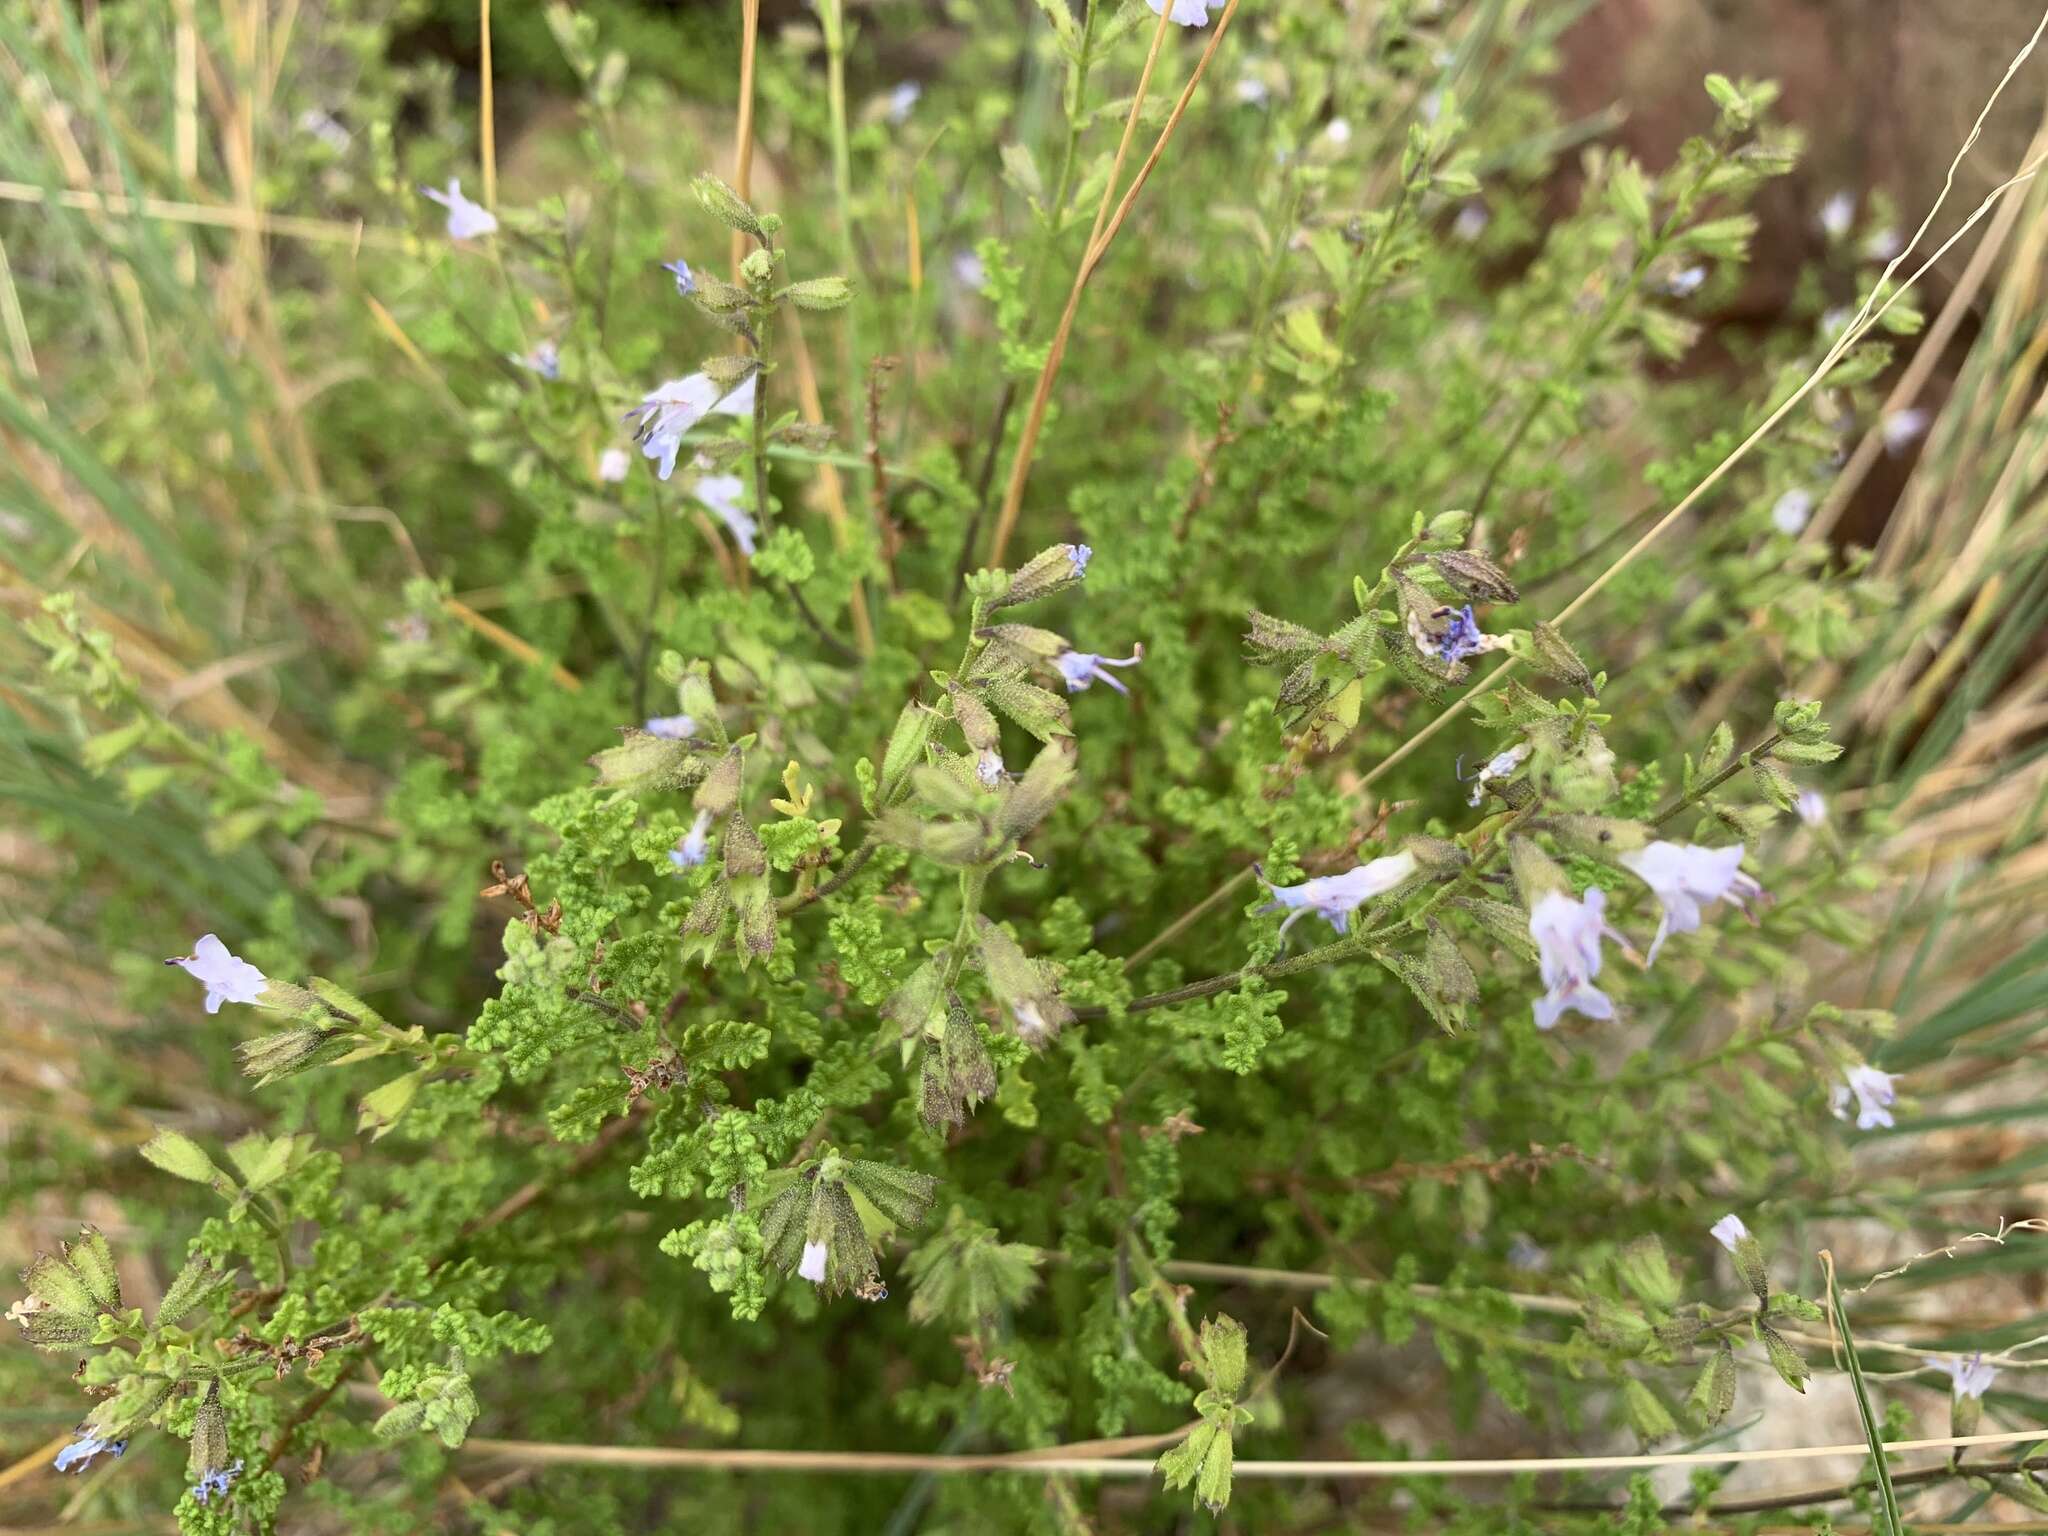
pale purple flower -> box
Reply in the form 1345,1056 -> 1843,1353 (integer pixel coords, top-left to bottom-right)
1068,543 -> 1092,577
1663,265 -> 1707,297
1832,1064 -> 1898,1130
1925,1352 -> 1996,1400
670,809 -> 714,870
1453,203 -> 1490,242
1463,743 -> 1528,807
1796,789 -> 1826,828
1865,227 -> 1902,262
1617,841 -> 1763,964
1055,645 -> 1144,695
976,748 -> 1005,787
1820,190 -> 1856,240
1529,888 -> 1622,1030
952,251 -> 987,291
798,1240 -> 828,1283
1235,77 -> 1269,107
694,473 -> 759,558
1882,408 -> 1931,455
598,447 -> 631,484
1710,1213 -> 1751,1252
887,82 -> 922,122
626,373 -> 752,480
1146,0 -> 1212,25
421,178 -> 497,240
54,1432 -> 125,1474
1772,487 -> 1813,535
718,375 -> 758,419
645,714 -> 695,740
1821,306 -> 1852,340
510,339 -> 560,380
1506,1234 -> 1549,1271
661,258 -> 696,296
166,935 -> 267,1014
1258,851 -> 1418,938
297,109 -> 350,152
192,1459 -> 243,1504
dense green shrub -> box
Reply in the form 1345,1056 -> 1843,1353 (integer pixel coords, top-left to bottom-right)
4,1 -> 2039,1532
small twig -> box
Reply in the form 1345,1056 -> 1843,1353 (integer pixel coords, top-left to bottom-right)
1649,732 -> 1781,827
987,0 -> 1243,566
778,836 -> 883,914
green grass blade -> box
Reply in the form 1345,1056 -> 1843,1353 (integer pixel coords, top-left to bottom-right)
1830,1257 -> 1903,1536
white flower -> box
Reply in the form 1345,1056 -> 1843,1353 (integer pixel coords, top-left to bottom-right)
1831,1064 -> 1898,1130
1882,408 -> 1930,455
598,447 -> 631,484
1820,190 -> 1856,239
1663,265 -> 1707,297
1452,203 -> 1490,242
976,748 -> 1005,787
798,1240 -> 828,1283
1324,116 -> 1353,145
1013,999 -> 1052,1044
1529,888 -> 1623,1030
644,714 -> 695,740
1864,226 -> 1902,262
887,81 -> 922,122
1617,841 -> 1763,964
1925,1352 -> 1996,1400
670,809 -> 715,870
166,935 -> 267,1014
1145,0 -> 1212,25
1796,789 -> 1826,828
1258,851 -> 1417,939
1771,487 -> 1813,535
1235,77 -> 1269,106
1464,743 -> 1528,807
1054,645 -> 1144,695
1710,1213 -> 1751,1252
694,473 -> 759,558
1821,306 -> 1852,340
952,250 -> 987,291
421,178 -> 497,240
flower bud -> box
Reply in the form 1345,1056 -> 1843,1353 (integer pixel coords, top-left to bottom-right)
692,173 -> 764,236
780,276 -> 854,311
1526,621 -> 1595,692
989,543 -> 1090,611
694,747 -> 744,818
1428,549 -> 1519,603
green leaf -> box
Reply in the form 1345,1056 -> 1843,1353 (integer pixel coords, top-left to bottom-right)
140,1129 -> 228,1189
1688,1342 -> 1738,1427
1756,1320 -> 1809,1395
1829,1264 -> 1901,1533
1199,1314 -> 1250,1397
